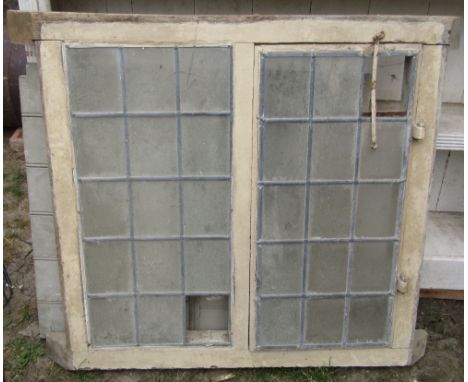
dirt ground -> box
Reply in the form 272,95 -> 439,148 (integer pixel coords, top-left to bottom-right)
3,134 -> 464,382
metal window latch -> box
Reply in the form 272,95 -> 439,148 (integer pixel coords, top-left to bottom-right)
397,273 -> 409,294
412,122 -> 425,140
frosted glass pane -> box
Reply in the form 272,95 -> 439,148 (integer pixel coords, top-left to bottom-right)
132,182 -> 180,237
259,244 -> 303,294
80,182 -> 129,237
183,181 -> 230,236
73,118 -> 126,177
179,47 -> 230,112
313,56 -> 362,117
262,123 -> 308,181
88,298 -> 135,346
309,185 -> 352,238
262,186 -> 305,240
308,243 -> 348,293
258,298 -> 301,346
305,298 -> 344,344
135,241 -> 181,292
263,56 -> 310,118
310,122 -> 356,180
85,242 -> 132,294
128,118 -> 178,176
67,48 -> 122,112
138,296 -> 184,344
360,122 -> 405,179
184,240 -> 230,292
181,116 -> 230,176
356,184 -> 400,237
348,296 -> 388,342
123,47 -> 177,112
351,242 -> 394,292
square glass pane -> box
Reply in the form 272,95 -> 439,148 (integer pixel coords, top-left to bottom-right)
263,56 -> 310,118
67,48 -> 122,112
258,298 -> 301,346
80,182 -> 129,237
259,244 -> 303,294
308,185 -> 352,238
88,297 -> 135,346
356,184 -> 400,237
128,118 -> 178,176
348,296 -> 389,343
305,298 -> 344,344
132,181 -> 180,237
181,116 -> 230,176
310,122 -> 356,180
308,243 -> 348,293
123,47 -> 177,112
138,296 -> 184,345
262,123 -> 308,181
184,240 -> 230,292
135,241 -> 181,292
183,181 -> 230,235
85,241 -> 132,293
359,122 -> 406,179
73,118 -> 126,177
262,185 -> 305,240
179,47 -> 230,112
313,56 -> 362,117
351,242 -> 394,292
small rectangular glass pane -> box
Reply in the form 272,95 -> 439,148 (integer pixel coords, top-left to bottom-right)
181,116 -> 230,176
132,181 -> 180,237
184,240 -> 230,292
307,243 -> 348,293
313,56 -> 362,117
348,296 -> 389,343
351,242 -> 394,292
263,56 -> 310,118
73,118 -> 126,177
128,118 -> 178,176
259,244 -> 303,294
356,183 -> 400,237
88,298 -> 135,346
258,298 -> 301,346
123,48 -> 177,112
308,185 -> 352,238
359,122 -> 406,179
67,48 -> 123,112
262,185 -> 305,240
310,122 -> 356,180
80,182 -> 129,237
138,296 -> 184,345
305,298 -> 345,344
135,241 -> 181,292
179,47 -> 230,112
183,181 -> 230,236
262,123 -> 308,181
85,242 -> 132,294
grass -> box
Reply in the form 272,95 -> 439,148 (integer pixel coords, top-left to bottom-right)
4,168 -> 26,199
4,337 -> 46,376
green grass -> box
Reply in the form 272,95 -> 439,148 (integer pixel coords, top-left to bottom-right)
4,337 -> 46,375
240,367 -> 339,382
4,169 -> 26,198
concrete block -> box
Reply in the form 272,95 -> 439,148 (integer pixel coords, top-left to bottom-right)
26,166 -> 53,213
30,214 -> 57,259
22,116 -> 48,165
37,302 -> 65,337
34,259 -> 63,302
19,63 -> 43,115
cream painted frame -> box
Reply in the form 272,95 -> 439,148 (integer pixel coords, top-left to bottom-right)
10,11 -> 449,368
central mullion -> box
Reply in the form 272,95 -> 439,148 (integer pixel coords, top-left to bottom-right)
299,56 -> 315,347
174,47 -> 187,345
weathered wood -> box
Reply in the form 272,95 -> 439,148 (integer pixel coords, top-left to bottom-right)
420,289 -> 464,300
7,11 -> 455,45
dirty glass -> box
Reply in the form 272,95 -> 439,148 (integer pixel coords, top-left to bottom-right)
67,46 -> 232,347
256,51 -> 413,348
